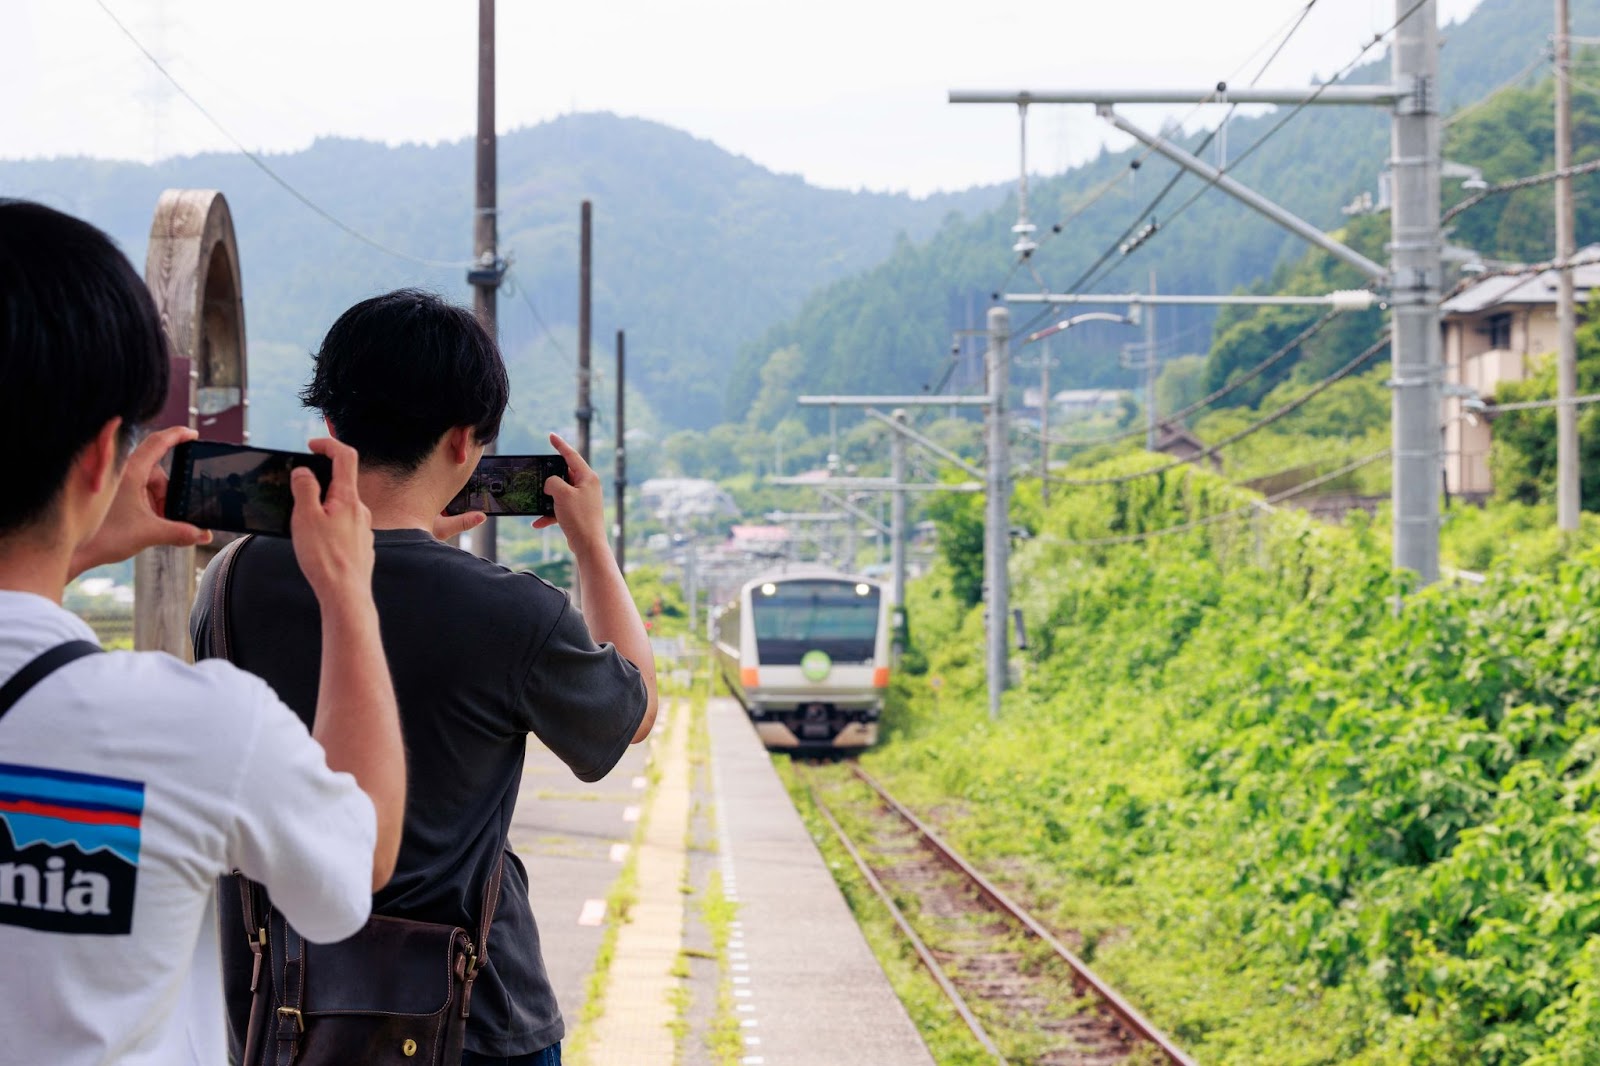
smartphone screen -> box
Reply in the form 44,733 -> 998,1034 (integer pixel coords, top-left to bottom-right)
444,454 -> 567,517
164,441 -> 333,537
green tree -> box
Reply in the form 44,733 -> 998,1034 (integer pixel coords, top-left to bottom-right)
1490,294 -> 1600,506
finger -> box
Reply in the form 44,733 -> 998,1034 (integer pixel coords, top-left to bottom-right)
547,433 -> 591,478
152,519 -> 212,547
128,425 -> 197,481
434,511 -> 486,539
307,437 -> 359,502
289,465 -> 325,519
530,516 -> 558,529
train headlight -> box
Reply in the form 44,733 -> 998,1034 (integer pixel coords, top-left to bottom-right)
760,583 -> 777,596
854,583 -> 871,596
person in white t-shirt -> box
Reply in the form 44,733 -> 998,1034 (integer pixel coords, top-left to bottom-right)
0,199 -> 408,1065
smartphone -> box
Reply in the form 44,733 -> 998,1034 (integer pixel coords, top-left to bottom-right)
164,440 -> 333,537
444,454 -> 567,518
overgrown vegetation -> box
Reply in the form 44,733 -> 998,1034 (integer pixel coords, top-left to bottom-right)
880,461 -> 1600,1064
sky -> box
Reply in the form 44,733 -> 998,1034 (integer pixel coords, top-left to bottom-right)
4,0 -> 1487,197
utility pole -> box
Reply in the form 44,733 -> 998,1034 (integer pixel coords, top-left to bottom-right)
890,409 -> 908,658
1145,269 -> 1158,451
577,200 -> 594,464
470,0 -> 501,563
985,305 -> 1011,720
573,200 -> 593,608
1556,0 -> 1580,529
1039,337 -> 1051,503
615,328 -> 627,570
1390,0 -> 1443,582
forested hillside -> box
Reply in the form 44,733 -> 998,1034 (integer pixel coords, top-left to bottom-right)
0,113 -> 1000,441
727,0 -> 1600,430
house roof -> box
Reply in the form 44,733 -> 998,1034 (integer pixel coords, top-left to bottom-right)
1442,245 -> 1600,316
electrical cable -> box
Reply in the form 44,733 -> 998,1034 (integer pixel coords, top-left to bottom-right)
1033,331 -> 1390,486
1033,447 -> 1389,547
1442,50 -> 1551,128
1060,0 -> 1430,309
93,0 -> 474,271
1441,156 -> 1600,226
985,1 -> 1325,304
1019,308 -> 1343,448
504,269 -> 575,370
1483,392 -> 1600,413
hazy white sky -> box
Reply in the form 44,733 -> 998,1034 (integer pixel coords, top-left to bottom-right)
4,0 -> 1486,196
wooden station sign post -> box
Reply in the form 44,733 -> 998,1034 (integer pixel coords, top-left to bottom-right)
133,190 -> 248,658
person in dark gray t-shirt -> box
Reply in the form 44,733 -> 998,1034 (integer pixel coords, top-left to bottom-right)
191,289 -> 658,1066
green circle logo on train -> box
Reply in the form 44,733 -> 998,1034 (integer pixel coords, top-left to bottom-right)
800,650 -> 833,682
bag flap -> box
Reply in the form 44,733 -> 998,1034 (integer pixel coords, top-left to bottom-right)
270,914 -> 468,1017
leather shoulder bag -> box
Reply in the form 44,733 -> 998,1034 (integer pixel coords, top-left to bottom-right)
204,535 -> 506,1066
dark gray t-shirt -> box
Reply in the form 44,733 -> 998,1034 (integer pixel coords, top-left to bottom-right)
191,529 -> 647,1057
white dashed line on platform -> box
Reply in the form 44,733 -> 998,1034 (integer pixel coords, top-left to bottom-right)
623,805 -> 641,823
577,899 -> 606,926
608,843 -> 630,863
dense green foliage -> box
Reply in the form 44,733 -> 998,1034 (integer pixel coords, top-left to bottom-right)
0,113 -> 999,438
728,0 -> 1600,430
875,465 -> 1600,1063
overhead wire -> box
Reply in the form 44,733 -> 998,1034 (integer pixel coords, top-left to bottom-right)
1034,331 -> 1390,486
985,0 -> 1324,308
1441,157 -> 1600,226
1442,50 -> 1551,128
93,0 -> 473,271
1033,447 -> 1389,547
1018,308 -> 1343,448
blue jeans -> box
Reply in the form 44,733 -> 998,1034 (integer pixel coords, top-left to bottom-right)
462,1044 -> 560,1066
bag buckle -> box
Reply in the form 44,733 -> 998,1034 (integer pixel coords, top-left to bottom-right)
277,1006 -> 305,1033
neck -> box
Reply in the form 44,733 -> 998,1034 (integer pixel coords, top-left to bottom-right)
0,535 -> 72,604
358,467 -> 447,533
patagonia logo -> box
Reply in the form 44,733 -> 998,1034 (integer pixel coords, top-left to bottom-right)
0,762 -> 143,935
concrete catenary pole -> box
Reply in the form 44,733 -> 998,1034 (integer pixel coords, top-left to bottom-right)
1389,0 -> 1443,584
1039,337 -> 1051,503
472,0 -> 500,563
985,305 -> 1011,719
1556,0 -> 1580,529
890,408 -> 908,614
615,328 -> 627,570
1145,269 -> 1158,451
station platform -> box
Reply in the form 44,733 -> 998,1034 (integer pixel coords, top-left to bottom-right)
509,691 -> 932,1065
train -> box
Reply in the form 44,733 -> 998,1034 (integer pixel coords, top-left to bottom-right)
713,567 -> 893,751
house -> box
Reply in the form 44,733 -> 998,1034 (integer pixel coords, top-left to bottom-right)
1152,420 -> 1221,471
1440,248 -> 1600,499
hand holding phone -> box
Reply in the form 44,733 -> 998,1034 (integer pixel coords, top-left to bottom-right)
164,440 -> 334,537
69,425 -> 214,578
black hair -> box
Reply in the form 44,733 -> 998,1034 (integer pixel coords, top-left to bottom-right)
0,200 -> 169,537
301,289 -> 509,472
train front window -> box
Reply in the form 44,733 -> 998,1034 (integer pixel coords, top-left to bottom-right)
752,580 -> 880,664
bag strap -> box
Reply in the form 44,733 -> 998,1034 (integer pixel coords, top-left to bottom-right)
200,534 -> 253,663
0,641 -> 102,722
461,851 -> 507,1019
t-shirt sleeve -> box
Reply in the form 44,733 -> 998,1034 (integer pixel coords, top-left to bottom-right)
224,672 -> 377,943
517,595 -> 647,783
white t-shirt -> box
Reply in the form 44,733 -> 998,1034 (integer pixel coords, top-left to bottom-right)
0,590 -> 377,1066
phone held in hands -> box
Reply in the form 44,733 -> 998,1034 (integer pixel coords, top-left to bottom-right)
164,440 -> 333,537
443,454 -> 567,518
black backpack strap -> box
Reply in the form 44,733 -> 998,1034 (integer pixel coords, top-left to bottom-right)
0,641 -> 102,722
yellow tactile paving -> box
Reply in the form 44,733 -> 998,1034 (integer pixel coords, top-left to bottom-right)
582,700 -> 692,1064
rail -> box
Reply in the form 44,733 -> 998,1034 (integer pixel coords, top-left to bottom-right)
848,763 -> 1199,1066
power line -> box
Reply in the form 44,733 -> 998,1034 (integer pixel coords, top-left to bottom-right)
94,0 -> 473,271
1060,0 -> 1430,309
1035,332 -> 1390,486
1441,158 -> 1600,226
1442,50 -> 1550,128
504,268 -> 575,370
1020,308 -> 1344,448
1034,447 -> 1389,547
989,0 -> 1325,301
1484,392 -> 1600,412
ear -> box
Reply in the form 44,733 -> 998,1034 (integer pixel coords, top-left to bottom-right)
324,416 -> 338,438
446,426 -> 475,466
79,418 -> 123,495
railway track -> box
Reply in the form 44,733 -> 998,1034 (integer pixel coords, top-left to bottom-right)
796,761 -> 1196,1066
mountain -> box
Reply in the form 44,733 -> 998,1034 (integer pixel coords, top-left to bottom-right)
0,113 -> 1003,442
726,0 -> 1600,429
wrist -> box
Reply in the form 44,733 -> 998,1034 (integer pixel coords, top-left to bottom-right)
314,584 -> 380,628
567,531 -> 613,565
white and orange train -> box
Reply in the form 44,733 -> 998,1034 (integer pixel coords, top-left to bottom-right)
713,568 -> 893,751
